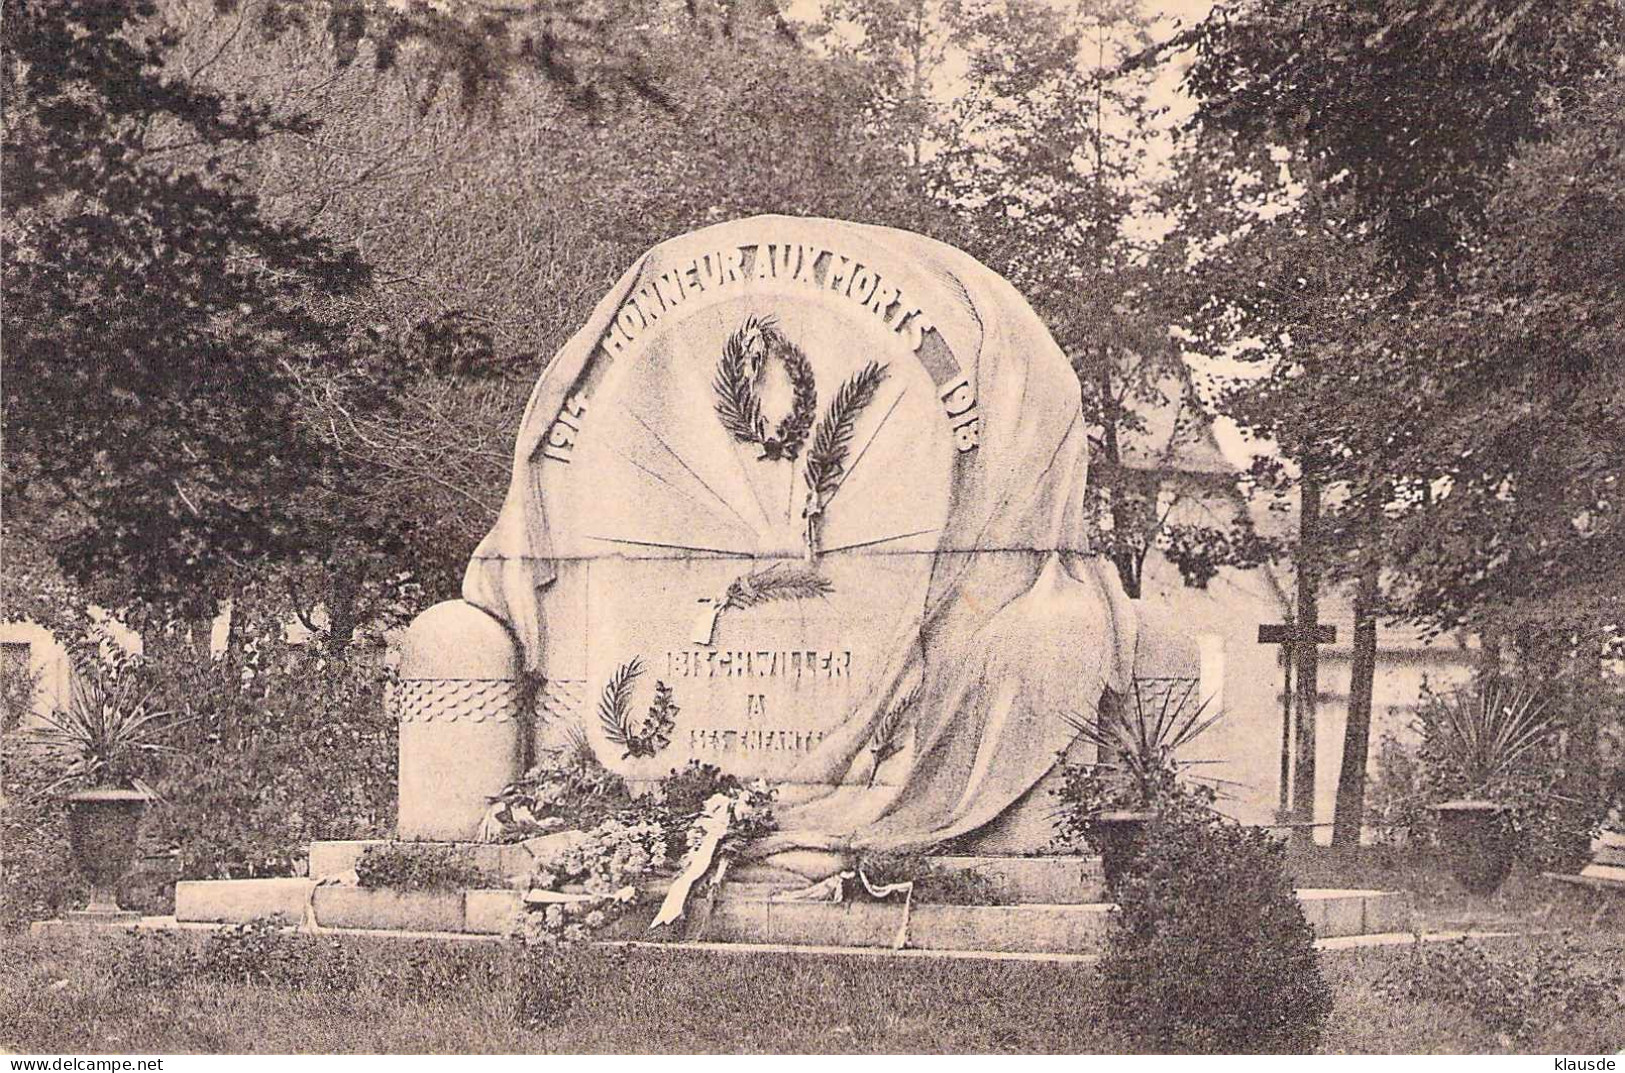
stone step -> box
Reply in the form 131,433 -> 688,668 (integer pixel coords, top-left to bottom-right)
172,877 -> 1408,953
307,839 -> 537,880
1592,830 -> 1625,869
700,900 -> 1116,954
174,878 -> 315,925
928,855 -> 1105,904
308,843 -> 1107,903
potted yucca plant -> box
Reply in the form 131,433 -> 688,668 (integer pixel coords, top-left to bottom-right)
30,655 -> 184,919
1419,683 -> 1557,894
1056,678 -> 1224,887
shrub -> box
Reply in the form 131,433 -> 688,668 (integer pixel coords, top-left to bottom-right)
1,738 -> 87,929
149,632 -> 397,879
1365,732 -> 1435,849
354,843 -> 499,891
1375,935 -> 1625,1042
1099,813 -> 1332,1053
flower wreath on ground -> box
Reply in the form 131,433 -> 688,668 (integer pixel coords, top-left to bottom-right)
478,747 -> 777,947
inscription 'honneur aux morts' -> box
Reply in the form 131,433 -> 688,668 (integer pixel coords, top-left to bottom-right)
540,240 -> 982,463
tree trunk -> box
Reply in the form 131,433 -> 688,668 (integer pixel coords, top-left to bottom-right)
326,567 -> 359,658
1292,476 -> 1322,846
1477,624 -> 1503,688
1096,361 -> 1142,599
1333,551 -> 1379,847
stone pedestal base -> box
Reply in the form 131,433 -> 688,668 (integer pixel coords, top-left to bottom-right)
66,908 -> 141,924
394,600 -> 525,841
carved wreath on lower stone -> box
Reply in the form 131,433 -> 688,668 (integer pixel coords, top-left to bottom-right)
597,657 -> 678,760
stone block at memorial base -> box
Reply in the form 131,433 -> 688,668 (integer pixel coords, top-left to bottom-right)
394,600 -> 524,841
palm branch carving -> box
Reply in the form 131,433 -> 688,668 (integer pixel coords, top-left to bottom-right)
721,563 -> 834,611
802,360 -> 889,556
867,685 -> 921,787
692,563 -> 835,645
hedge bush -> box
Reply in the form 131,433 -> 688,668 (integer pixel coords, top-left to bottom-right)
1099,813 -> 1332,1053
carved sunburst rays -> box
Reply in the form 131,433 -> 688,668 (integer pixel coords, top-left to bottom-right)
568,305 -> 935,558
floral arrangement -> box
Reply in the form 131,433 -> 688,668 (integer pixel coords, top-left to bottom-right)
507,759 -> 777,946
477,743 -> 632,843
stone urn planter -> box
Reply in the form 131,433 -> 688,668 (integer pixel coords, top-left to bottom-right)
1434,800 -> 1515,895
66,787 -> 151,919
1094,809 -> 1155,889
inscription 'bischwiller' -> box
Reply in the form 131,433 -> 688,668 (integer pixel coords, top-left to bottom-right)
665,650 -> 852,679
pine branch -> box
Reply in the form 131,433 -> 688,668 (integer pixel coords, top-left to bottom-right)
722,564 -> 834,610
805,361 -> 889,499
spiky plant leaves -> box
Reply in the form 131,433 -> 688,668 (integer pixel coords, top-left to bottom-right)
1417,684 -> 1557,794
1061,678 -> 1226,809
28,660 -> 187,791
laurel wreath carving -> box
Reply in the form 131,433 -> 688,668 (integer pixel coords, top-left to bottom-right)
712,315 -> 819,462
867,685 -> 921,787
597,658 -> 679,760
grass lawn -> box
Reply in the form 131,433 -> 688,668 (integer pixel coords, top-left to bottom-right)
5,849 -> 1621,1054
4,920 -> 1623,1054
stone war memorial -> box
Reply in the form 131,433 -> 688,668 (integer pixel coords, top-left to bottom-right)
168,217 -> 1407,950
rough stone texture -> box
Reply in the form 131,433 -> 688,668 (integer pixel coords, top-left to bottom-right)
1593,830 -> 1625,868
706,900 -> 903,949
394,600 -> 523,841
1296,889 -> 1409,937
174,878 -> 314,924
1361,891 -> 1411,934
909,904 -> 1115,954
69,880 -> 1410,954
307,840 -> 387,879
929,856 -> 1105,904
1580,863 -> 1625,886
